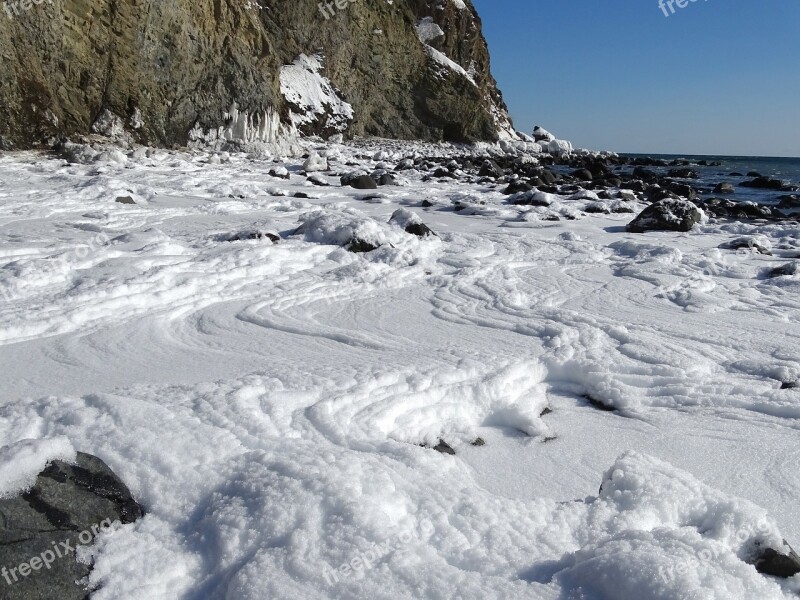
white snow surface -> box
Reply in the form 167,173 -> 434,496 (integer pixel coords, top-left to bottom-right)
1,140 -> 799,599
0,436 -> 76,497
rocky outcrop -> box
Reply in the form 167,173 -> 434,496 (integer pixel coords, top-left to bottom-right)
0,0 -> 515,148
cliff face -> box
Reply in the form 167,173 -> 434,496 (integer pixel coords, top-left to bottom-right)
0,0 -> 516,149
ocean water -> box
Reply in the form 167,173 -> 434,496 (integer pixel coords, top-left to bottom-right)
622,154 -> 800,206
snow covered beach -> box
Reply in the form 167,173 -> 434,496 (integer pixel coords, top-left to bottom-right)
1,138 -> 799,599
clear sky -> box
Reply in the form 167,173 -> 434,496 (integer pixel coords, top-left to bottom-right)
471,0 -> 800,157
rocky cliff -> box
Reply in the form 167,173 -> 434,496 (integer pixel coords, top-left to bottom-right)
0,0 -> 517,149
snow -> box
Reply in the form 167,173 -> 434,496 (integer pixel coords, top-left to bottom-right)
0,437 -> 76,497
0,140 -> 799,599
279,54 -> 354,133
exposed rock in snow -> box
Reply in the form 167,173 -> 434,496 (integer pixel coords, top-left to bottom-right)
627,199 -> 705,233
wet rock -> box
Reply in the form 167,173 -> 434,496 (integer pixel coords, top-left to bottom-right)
503,180 -> 533,195
268,166 -> 290,180
713,182 -> 736,195
478,159 -> 504,179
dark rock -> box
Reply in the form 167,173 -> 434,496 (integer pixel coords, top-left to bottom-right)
713,182 -> 736,195
346,238 -> 380,253
306,173 -> 330,186
644,186 -> 679,203
667,168 -> 698,179
701,198 -> 785,221
478,159 -> 504,179
571,168 -> 593,181
781,381 -> 798,390
584,395 -> 616,412
293,192 -> 311,199
218,230 -> 280,243
666,182 -> 698,201
405,223 -> 436,238
730,172 -> 744,177
752,543 -> 800,578
115,196 -> 136,205
747,171 -> 764,178
378,173 -> 398,186
432,166 -> 457,179
503,180 -> 533,195
626,199 -> 703,233
268,167 -> 290,180
740,177 -> 795,192
778,195 -> 800,209
341,174 -> 378,190
0,452 -> 143,600
432,440 -> 455,455
632,166 -> 658,181
421,199 -> 435,208
766,263 -> 797,278
470,438 -> 486,447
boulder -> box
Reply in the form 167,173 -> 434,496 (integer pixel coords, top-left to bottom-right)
341,173 -> 378,190
0,452 -> 143,600
478,159 -> 504,179
713,182 -> 736,195
753,543 -> 800,578
389,208 -> 436,238
626,199 -> 704,233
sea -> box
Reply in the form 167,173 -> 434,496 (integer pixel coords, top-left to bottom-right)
621,154 -> 800,207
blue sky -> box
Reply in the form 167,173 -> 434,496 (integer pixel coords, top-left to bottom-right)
471,0 -> 800,157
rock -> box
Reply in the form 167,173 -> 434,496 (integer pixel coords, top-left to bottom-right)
781,381 -> 798,390
747,171 -> 764,178
268,166 -> 290,180
502,180 -> 533,195
302,153 -> 328,173
626,199 -> 704,233
470,438 -> 486,447
0,0 -> 514,147
432,440 -> 455,455
571,168 -> 593,181
341,173 -> 378,190
218,230 -> 280,243
740,177 -> 794,191
306,173 -> 330,186
644,186 -> 679,203
346,238 -> 380,253
431,166 -> 457,179
509,190 -> 554,207
667,168 -> 698,179
720,236 -> 772,255
532,126 -> 555,142
478,159 -> 504,179
766,263 -> 797,278
115,196 -> 137,205
752,543 -> 800,578
632,166 -> 658,181
389,208 -> 436,238
378,173 -> 398,186
701,198 -> 785,221
395,158 -> 415,171
713,182 -> 736,195
778,194 -> 800,209
0,452 -> 143,600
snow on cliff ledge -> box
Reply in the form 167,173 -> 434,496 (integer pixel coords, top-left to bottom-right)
280,54 -> 354,134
